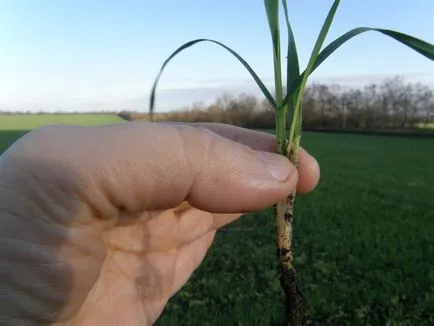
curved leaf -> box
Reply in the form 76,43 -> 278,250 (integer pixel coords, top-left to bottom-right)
149,39 -> 276,121
282,27 -> 434,107
314,27 -> 434,72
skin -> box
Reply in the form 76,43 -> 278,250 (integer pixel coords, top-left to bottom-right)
0,121 -> 320,326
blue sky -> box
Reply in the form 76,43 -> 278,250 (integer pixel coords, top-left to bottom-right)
0,0 -> 433,112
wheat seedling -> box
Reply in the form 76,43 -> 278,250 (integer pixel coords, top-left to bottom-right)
148,0 -> 434,324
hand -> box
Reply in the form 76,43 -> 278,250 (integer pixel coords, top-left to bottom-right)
0,122 -> 319,326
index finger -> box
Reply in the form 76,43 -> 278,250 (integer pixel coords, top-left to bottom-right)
159,122 -> 320,194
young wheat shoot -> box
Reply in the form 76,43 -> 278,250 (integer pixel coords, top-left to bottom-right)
149,1 -> 434,325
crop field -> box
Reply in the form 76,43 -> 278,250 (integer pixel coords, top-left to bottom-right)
0,115 -> 433,325
159,132 -> 434,325
416,122 -> 434,130
0,113 -> 123,130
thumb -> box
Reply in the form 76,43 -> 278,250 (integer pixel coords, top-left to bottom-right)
10,122 -> 298,214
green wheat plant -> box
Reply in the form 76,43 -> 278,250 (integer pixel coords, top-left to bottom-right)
149,0 -> 434,325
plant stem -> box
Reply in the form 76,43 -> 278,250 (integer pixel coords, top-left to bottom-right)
275,101 -> 305,325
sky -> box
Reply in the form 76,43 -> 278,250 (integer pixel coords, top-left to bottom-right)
0,0 -> 433,112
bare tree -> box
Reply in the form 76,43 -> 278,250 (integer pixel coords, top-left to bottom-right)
149,76 -> 433,130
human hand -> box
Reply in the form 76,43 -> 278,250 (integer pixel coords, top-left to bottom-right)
0,122 -> 319,326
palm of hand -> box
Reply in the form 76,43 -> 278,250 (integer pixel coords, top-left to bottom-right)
3,191 -> 237,326
63,203 -> 238,326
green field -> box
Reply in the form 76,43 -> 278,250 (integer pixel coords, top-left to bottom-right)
0,115 -> 433,325
0,113 -> 123,130
416,122 -> 434,129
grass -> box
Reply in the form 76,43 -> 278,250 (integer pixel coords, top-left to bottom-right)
155,132 -> 434,326
0,117 -> 433,325
0,113 -> 123,131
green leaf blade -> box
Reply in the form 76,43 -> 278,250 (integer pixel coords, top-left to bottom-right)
313,27 -> 434,73
287,0 -> 341,148
295,0 -> 340,98
282,26 -> 434,107
264,0 -> 283,105
148,39 -> 276,120
281,0 -> 300,95
281,0 -> 301,136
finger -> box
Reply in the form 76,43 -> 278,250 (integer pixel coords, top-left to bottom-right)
297,148 -> 320,194
204,125 -> 320,194
15,122 -> 310,216
158,122 -> 277,152
160,122 -> 320,194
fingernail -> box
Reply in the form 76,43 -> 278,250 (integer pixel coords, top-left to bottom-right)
257,151 -> 293,182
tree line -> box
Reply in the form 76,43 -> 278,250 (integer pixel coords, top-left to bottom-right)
120,76 -> 434,130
